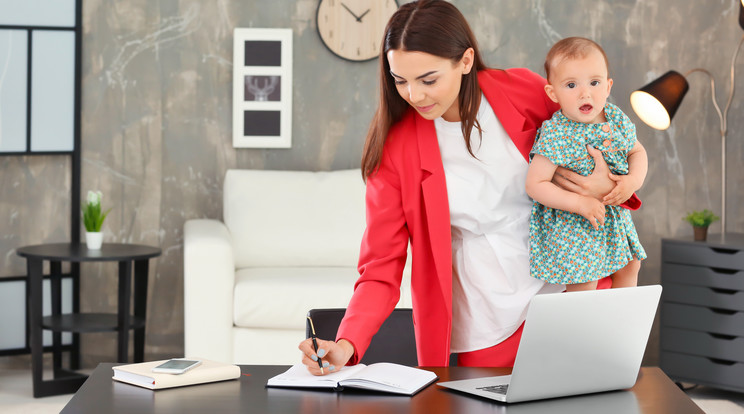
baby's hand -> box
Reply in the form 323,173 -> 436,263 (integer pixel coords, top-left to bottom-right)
577,196 -> 606,230
603,173 -> 637,206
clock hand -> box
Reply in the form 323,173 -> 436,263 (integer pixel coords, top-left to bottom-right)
341,3 -> 362,22
357,9 -> 371,21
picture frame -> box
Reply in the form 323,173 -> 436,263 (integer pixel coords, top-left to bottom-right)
232,28 -> 293,148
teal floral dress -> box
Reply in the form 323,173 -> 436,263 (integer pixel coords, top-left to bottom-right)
529,103 -> 647,284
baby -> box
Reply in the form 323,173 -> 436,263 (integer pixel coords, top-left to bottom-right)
525,37 -> 648,291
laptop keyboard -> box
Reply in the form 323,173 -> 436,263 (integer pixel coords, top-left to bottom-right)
476,384 -> 509,395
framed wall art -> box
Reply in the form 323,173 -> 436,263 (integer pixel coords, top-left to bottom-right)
232,28 -> 292,148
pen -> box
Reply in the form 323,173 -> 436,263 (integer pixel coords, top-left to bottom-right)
307,316 -> 324,374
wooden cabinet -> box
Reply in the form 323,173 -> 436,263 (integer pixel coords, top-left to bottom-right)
660,234 -> 744,392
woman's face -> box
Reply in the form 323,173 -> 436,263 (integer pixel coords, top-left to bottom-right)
387,48 -> 473,122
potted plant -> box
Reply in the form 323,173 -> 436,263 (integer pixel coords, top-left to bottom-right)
682,209 -> 719,242
82,190 -> 111,250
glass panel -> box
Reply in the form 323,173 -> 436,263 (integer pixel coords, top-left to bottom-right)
0,280 -> 25,349
0,278 -> 73,350
31,30 -> 75,152
0,0 -> 76,28
0,30 -> 27,152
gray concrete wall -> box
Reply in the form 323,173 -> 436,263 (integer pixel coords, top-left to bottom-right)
1,0 -> 743,366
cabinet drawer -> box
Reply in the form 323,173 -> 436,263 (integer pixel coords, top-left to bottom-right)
663,243 -> 744,270
661,351 -> 744,391
661,327 -> 744,362
662,263 -> 744,290
661,303 -> 744,336
663,283 -> 744,311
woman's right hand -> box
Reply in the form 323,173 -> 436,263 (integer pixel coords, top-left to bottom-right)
553,145 -> 615,203
298,338 -> 355,376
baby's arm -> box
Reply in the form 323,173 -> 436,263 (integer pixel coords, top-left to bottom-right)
602,141 -> 648,205
527,155 -> 606,230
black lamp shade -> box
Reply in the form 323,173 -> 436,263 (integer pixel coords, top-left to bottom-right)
630,70 -> 689,130
740,0 -> 744,30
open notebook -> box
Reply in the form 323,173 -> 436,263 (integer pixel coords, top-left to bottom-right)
267,362 -> 437,396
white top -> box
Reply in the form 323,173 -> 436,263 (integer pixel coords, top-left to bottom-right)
435,95 -> 564,353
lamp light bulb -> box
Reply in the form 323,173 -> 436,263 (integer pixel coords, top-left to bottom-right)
630,90 -> 671,130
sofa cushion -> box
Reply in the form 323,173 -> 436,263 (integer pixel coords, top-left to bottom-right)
233,267 -> 361,329
232,327 -> 306,365
224,169 -> 365,268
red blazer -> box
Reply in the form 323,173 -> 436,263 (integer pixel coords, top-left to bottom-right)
337,68 -> 640,366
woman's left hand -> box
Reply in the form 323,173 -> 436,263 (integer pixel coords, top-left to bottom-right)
602,173 -> 636,206
553,145 -> 615,201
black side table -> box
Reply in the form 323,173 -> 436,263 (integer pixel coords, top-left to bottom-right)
16,243 -> 161,398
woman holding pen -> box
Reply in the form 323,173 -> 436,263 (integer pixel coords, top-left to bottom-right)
298,0 -> 640,373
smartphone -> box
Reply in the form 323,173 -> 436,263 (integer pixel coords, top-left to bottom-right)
151,358 -> 202,375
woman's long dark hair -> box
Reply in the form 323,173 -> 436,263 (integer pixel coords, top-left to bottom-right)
361,0 -> 488,180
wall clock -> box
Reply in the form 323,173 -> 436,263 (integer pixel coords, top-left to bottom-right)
317,0 -> 399,62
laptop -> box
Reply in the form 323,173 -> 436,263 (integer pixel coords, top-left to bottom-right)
437,285 -> 662,403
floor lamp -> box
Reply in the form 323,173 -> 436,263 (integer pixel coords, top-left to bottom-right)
629,0 -> 744,237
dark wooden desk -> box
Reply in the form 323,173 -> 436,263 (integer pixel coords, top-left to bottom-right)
61,364 -> 703,413
17,243 -> 161,397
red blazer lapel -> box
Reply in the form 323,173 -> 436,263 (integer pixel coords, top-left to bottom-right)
479,71 -> 531,161
415,114 -> 453,318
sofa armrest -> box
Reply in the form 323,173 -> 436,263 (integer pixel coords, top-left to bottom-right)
184,219 -> 236,363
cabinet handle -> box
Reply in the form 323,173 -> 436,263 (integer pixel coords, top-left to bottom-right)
710,287 -> 738,295
710,247 -> 738,255
709,333 -> 737,340
709,307 -> 737,315
707,357 -> 737,366
710,267 -> 739,275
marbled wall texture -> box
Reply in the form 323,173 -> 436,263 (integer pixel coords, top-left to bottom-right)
1,0 -> 743,366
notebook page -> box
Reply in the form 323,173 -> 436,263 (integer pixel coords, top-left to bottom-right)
339,363 -> 437,395
267,363 -> 367,388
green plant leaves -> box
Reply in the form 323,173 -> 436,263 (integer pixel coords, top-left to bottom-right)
82,192 -> 111,232
682,209 -> 720,227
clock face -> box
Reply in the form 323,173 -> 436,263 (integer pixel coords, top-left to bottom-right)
317,0 -> 399,62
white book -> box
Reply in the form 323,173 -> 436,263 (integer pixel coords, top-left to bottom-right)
112,358 -> 241,390
267,363 -> 438,396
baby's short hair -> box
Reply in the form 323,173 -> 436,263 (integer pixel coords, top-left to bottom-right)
544,37 -> 610,82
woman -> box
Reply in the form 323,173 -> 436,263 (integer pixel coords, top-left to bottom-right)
299,0 -> 640,374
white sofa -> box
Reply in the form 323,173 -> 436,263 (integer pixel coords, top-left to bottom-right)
183,169 -> 412,365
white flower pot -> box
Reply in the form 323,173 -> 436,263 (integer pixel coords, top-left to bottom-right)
86,232 -> 103,250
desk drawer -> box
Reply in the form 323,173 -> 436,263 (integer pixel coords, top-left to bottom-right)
663,283 -> 744,311
661,303 -> 744,336
662,263 -> 744,290
661,327 -> 744,362
661,351 -> 744,390
663,243 -> 744,270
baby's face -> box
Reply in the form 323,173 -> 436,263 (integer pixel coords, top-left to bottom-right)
544,49 -> 613,124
